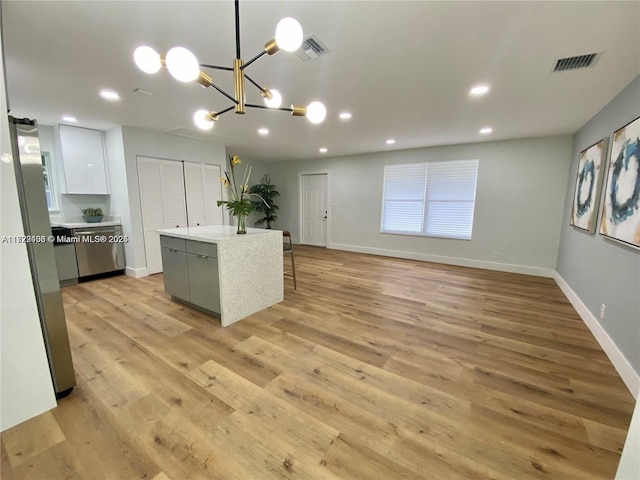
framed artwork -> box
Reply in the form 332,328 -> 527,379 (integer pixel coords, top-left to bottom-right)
570,138 -> 608,232
599,115 -> 640,249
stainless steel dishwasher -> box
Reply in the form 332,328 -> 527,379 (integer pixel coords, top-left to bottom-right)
72,225 -> 125,279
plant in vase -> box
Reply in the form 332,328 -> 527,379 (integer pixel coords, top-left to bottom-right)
217,155 -> 265,234
82,207 -> 103,223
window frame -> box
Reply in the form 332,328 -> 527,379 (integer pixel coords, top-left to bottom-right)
41,151 -> 59,212
380,159 -> 479,240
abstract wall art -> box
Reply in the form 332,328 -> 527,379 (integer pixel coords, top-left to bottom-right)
570,138 -> 607,233
600,115 -> 640,249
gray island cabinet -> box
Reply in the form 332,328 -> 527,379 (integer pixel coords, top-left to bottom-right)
158,225 -> 283,327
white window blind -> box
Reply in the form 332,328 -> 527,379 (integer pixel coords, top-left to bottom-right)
381,159 -> 478,240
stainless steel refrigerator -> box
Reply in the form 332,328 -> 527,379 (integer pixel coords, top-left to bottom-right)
8,116 -> 76,397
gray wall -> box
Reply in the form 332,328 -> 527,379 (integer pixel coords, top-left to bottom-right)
556,75 -> 640,373
269,135 -> 572,273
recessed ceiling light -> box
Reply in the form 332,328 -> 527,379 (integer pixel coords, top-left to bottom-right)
339,112 -> 352,120
470,84 -> 490,96
319,147 -> 328,153
100,89 -> 120,101
61,115 -> 77,122
258,128 -> 269,135
386,139 -> 396,145
479,127 -> 493,134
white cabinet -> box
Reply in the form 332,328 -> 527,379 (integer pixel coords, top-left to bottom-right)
138,157 -> 224,275
58,125 -> 109,194
184,162 -> 223,227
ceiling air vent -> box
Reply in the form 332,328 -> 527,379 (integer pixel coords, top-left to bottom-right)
165,127 -> 226,142
552,53 -> 601,72
296,35 -> 330,61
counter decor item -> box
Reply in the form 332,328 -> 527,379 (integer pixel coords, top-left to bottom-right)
81,207 -> 103,223
250,175 -> 279,229
217,155 -> 265,234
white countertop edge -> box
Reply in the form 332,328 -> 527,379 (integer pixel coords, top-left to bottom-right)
158,226 -> 281,243
52,221 -> 122,228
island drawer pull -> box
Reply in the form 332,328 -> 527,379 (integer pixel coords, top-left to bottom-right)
169,248 -> 178,253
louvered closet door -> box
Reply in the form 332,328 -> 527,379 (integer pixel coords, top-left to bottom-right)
161,160 -> 187,229
184,163 -> 224,227
203,164 -> 223,226
138,157 -> 187,274
184,163 -> 206,227
137,157 -> 165,274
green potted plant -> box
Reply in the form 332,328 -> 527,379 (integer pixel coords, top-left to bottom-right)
82,207 -> 103,223
249,175 -> 279,229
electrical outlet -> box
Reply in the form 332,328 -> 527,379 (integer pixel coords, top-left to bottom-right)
599,304 -> 606,320
492,252 -> 500,260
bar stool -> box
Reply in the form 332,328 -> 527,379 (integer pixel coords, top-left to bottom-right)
283,230 -> 297,289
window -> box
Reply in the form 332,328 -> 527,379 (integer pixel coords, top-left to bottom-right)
41,152 -> 58,211
381,159 -> 479,240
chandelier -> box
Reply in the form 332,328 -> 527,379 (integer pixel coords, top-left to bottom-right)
133,0 -> 327,130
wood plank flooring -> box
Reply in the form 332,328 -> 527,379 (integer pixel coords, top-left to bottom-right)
1,246 -> 635,479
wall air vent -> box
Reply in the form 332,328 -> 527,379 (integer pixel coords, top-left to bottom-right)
552,53 -> 601,72
296,35 -> 330,61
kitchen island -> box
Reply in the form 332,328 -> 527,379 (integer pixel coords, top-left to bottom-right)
157,225 -> 283,327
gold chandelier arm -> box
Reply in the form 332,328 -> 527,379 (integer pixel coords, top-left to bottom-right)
243,73 -> 270,96
195,72 -> 213,88
291,105 -> 307,117
245,103 -> 294,113
216,106 -> 236,116
242,49 -> 269,69
209,82 -> 239,105
200,63 -> 233,72
264,38 -> 280,56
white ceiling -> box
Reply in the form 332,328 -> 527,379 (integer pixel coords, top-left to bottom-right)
2,1 -> 639,162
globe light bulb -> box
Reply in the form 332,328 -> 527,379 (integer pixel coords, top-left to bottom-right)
264,89 -> 282,108
193,110 -> 214,130
275,17 -> 303,52
133,45 -> 162,74
166,47 -> 200,83
306,101 -> 326,124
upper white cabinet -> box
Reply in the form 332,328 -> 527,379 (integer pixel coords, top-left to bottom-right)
58,125 -> 109,194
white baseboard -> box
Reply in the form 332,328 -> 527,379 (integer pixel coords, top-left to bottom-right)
553,272 -> 639,399
125,266 -> 149,278
327,242 -> 555,277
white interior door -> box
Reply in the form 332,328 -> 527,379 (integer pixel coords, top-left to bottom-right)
301,173 -> 327,246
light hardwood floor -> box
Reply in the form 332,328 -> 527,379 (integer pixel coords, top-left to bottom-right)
1,246 -> 635,479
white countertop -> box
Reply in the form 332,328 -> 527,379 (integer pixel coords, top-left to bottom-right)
52,220 -> 122,229
158,225 -> 280,243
